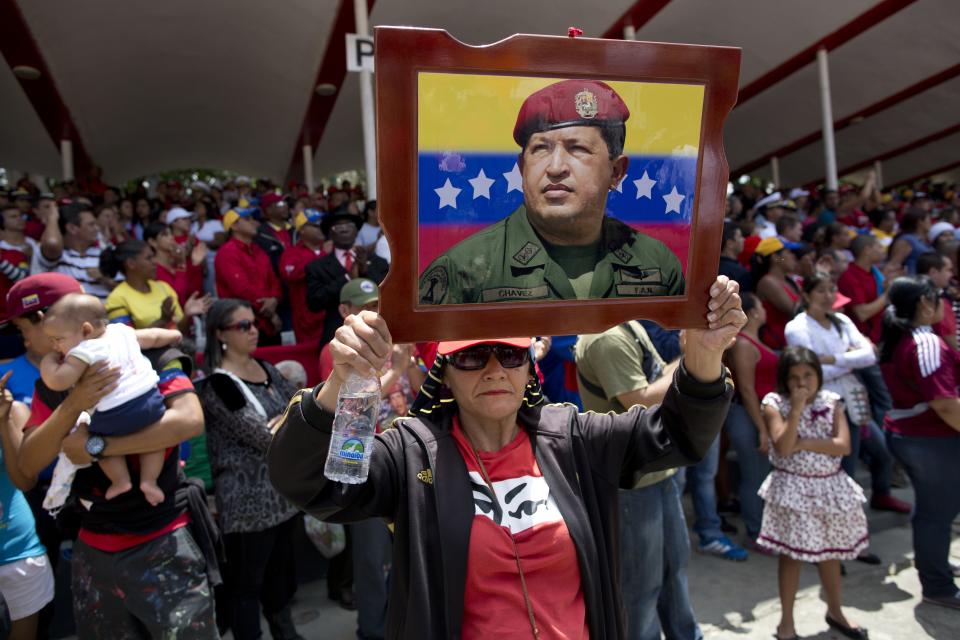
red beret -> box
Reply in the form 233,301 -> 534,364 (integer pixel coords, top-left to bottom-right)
5,273 -> 83,322
260,192 -> 285,208
513,79 -> 630,147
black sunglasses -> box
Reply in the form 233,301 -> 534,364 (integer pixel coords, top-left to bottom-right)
222,319 -> 256,332
447,344 -> 530,371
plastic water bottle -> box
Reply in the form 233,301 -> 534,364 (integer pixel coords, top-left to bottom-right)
324,370 -> 380,484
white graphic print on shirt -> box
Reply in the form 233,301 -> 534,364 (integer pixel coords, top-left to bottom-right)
468,472 -> 561,535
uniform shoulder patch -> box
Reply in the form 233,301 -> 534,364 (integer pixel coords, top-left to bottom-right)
419,265 -> 449,304
612,248 -> 633,263
512,241 -> 541,265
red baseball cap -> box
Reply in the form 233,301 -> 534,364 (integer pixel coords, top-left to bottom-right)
437,337 -> 530,356
513,79 -> 630,147
5,273 -> 83,322
260,192 -> 285,208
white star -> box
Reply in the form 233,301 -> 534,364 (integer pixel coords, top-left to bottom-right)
503,163 -> 523,194
633,171 -> 657,199
613,177 -> 624,193
663,186 -> 685,214
434,179 -> 461,209
468,169 -> 495,200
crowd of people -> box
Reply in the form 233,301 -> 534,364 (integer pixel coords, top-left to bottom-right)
0,166 -> 956,640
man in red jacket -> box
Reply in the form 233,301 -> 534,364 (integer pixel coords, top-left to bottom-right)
279,209 -> 327,343
214,208 -> 283,346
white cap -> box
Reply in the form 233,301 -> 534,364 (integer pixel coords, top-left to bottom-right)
166,207 -> 192,225
754,192 -> 783,209
789,188 -> 810,199
929,221 -> 955,243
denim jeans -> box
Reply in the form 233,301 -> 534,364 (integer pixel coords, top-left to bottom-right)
619,476 -> 702,640
352,519 -> 392,640
723,403 -> 772,540
680,436 -> 724,542
886,433 -> 960,598
856,364 -> 892,427
842,419 -> 892,496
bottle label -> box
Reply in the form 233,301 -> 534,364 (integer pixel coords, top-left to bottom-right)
338,437 -> 365,462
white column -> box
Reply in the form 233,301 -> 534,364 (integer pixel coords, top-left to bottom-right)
770,156 -> 781,189
873,160 -> 884,190
623,24 -> 636,41
816,48 -> 838,191
302,144 -> 315,194
60,139 -> 74,181
354,0 -> 377,199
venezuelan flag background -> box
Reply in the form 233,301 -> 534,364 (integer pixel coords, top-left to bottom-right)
417,72 -> 705,274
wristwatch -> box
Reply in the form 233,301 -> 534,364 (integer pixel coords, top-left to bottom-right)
85,434 -> 106,461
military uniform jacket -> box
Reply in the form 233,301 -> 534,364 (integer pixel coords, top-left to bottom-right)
267,364 -> 732,639
419,206 -> 685,304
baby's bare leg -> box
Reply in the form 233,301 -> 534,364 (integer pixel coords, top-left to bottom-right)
98,455 -> 133,500
138,450 -> 166,506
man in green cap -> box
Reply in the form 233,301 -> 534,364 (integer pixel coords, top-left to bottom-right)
418,79 -> 685,305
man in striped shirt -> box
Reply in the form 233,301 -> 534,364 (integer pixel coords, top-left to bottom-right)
33,203 -> 115,300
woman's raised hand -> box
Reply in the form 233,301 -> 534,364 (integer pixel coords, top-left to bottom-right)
330,311 -> 392,380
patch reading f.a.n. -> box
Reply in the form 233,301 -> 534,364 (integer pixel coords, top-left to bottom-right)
419,266 -> 449,303
481,286 -> 550,302
615,284 -> 669,296
512,242 -> 541,265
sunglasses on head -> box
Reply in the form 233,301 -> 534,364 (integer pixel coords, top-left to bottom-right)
222,319 -> 256,332
447,344 -> 530,371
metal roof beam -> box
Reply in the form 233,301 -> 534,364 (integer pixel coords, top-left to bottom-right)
0,0 -> 93,178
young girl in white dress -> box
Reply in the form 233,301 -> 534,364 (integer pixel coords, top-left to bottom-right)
759,345 -> 869,640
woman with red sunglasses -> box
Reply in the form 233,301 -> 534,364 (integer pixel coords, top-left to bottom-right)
269,275 -> 745,639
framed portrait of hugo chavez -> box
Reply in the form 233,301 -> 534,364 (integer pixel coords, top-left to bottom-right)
375,27 -> 741,342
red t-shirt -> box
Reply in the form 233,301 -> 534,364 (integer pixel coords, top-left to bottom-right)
933,295 -> 957,349
760,279 -> 800,350
0,247 -> 29,318
735,332 -> 778,401
883,327 -> 960,438
279,242 -> 326,343
837,262 -> 883,344
451,419 -> 588,639
155,261 -> 204,308
318,342 -> 333,381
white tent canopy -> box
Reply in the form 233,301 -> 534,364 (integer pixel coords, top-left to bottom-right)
1,0 -> 957,189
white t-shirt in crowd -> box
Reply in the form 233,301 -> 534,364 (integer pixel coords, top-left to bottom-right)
192,219 -> 225,244
375,234 -> 391,264
68,324 -> 158,411
356,223 -> 382,247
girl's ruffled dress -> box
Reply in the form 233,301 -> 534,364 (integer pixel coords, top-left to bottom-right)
757,390 -> 869,562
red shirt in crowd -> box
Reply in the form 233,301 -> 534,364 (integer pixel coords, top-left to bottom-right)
156,261 -> 204,308
0,248 -> 29,319
451,418 -> 588,639
279,242 -> 326,343
735,332 -> 779,401
760,281 -> 800,350
933,295 -> 957,348
883,326 -> 960,438
214,237 -> 282,336
837,262 -> 883,344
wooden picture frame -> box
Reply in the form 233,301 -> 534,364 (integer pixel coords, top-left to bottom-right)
376,27 -> 741,342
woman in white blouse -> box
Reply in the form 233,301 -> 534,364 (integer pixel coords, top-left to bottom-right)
785,272 -> 911,519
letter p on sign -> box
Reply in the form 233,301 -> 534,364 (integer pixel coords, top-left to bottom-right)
346,34 -> 375,73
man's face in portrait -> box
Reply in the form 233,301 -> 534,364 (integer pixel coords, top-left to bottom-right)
520,126 -> 627,245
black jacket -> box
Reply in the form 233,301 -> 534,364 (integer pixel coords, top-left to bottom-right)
304,252 -> 389,344
253,223 -> 291,275
268,364 -> 732,639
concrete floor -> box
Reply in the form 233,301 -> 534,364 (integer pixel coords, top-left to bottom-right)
254,481 -> 959,640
